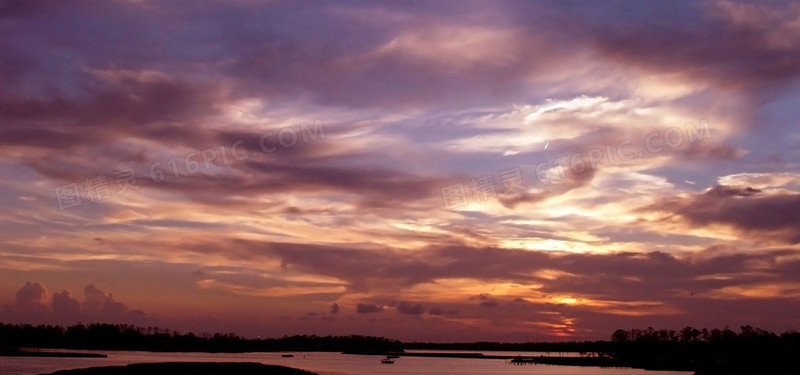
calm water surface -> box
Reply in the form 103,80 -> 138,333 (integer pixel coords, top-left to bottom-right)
0,350 -> 693,375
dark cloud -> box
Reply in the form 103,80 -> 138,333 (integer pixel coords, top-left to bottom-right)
0,1 -> 795,161
1,282 -> 50,323
176,237 -> 800,331
190,265 -> 346,299
470,293 -> 501,307
499,167 -> 598,209
239,160 -> 450,208
396,301 -> 425,315
428,307 -> 445,315
52,290 -> 81,320
356,303 -> 383,314
2,282 -> 146,325
431,308 -> 460,316
127,309 -> 147,320
83,284 -> 126,317
512,1 -> 800,90
704,185 -> 762,197
179,238 -> 800,307
644,185 -> 800,244
15,281 -> 47,305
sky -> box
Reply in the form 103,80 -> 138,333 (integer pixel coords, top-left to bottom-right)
1,0 -> 799,342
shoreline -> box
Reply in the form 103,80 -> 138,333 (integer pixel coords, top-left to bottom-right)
348,351 -> 693,372
1,347 -> 687,372
0,349 -> 107,358
42,362 -> 317,375
1,351 -> 700,375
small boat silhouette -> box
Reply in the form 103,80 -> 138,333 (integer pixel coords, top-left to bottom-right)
381,357 -> 395,364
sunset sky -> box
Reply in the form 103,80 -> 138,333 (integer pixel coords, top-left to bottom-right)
1,0 -> 799,342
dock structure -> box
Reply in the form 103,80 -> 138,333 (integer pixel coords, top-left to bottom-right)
510,356 -> 536,365
348,351 -> 622,368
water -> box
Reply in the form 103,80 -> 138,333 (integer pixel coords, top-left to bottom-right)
0,350 -> 693,375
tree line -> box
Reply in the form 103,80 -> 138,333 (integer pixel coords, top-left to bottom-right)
0,322 -> 402,353
606,326 -> 800,374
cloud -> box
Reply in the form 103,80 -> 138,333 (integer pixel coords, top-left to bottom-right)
83,284 -> 128,318
526,1 -> 800,90
2,282 -> 144,324
298,311 -> 318,321
470,293 -> 500,307
704,185 -> 762,197
643,184 -> 800,244
15,281 -> 48,305
428,308 -> 459,316
52,290 -> 81,320
193,267 -> 347,298
428,307 -> 445,315
356,303 -> 383,314
396,301 -> 424,315
177,237 -> 800,330
0,282 -> 146,324
499,167 -> 598,209
1,282 -> 50,323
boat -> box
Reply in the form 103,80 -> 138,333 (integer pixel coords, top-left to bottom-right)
281,354 -> 294,358
381,358 -> 395,364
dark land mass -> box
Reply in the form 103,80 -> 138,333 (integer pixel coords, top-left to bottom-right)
43,362 -> 316,375
0,348 -> 106,358
3,322 -> 800,374
357,351 -> 622,367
